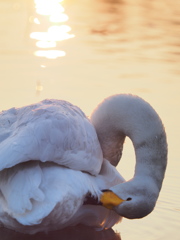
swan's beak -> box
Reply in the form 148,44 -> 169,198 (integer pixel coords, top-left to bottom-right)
83,190 -> 124,209
100,190 -> 125,210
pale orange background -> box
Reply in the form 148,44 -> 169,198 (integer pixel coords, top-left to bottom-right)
0,0 -> 179,239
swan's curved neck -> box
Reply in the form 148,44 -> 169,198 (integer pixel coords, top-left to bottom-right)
91,95 -> 167,190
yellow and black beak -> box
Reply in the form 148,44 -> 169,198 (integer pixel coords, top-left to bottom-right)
100,189 -> 125,210
84,190 -> 125,209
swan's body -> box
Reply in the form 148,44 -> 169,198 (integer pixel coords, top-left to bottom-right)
0,99 -> 123,233
0,95 -> 167,233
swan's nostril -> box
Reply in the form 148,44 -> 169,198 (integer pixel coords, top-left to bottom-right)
126,197 -> 132,201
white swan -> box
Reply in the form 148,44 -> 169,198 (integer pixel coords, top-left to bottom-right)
0,94 -> 167,234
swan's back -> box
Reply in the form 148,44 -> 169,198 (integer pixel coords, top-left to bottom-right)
0,99 -> 103,175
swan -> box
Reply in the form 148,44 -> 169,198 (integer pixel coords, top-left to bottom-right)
0,94 -> 167,233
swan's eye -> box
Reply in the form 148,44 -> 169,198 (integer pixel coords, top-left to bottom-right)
126,198 -> 132,201
102,189 -> 112,192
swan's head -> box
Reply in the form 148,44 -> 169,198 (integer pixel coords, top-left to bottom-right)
100,178 -> 159,219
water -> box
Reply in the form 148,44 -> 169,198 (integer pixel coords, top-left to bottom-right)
0,0 -> 180,239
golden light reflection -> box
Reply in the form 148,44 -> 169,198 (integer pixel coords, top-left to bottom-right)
36,80 -> 44,96
35,50 -> 66,59
36,41 -> 56,48
30,26 -> 74,42
31,0 -> 74,59
35,0 -> 64,16
50,13 -> 68,23
34,17 -> 40,24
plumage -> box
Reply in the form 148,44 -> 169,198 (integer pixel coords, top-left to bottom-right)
0,94 -> 167,234
0,98 -> 123,234
0,99 -> 102,175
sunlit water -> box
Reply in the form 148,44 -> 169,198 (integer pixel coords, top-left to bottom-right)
0,0 -> 180,239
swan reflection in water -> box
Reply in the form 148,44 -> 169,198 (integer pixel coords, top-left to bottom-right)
0,225 -> 121,240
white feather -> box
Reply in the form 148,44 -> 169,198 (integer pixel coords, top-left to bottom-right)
0,100 -> 103,175
0,94 -> 167,233
0,99 -> 123,234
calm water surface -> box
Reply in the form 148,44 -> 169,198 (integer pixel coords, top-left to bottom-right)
0,0 -> 180,239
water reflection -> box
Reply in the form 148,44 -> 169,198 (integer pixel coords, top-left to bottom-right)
0,225 -> 121,240
30,25 -> 74,42
36,80 -> 43,96
0,1 -> 180,239
30,0 -> 74,59
89,0 -> 180,64
34,49 -> 66,59
34,0 -> 64,16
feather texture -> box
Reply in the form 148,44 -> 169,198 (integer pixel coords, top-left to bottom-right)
0,100 -> 103,175
0,99 -> 123,234
0,94 -> 167,233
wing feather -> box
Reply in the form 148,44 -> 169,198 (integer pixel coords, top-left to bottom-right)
0,100 -> 103,175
